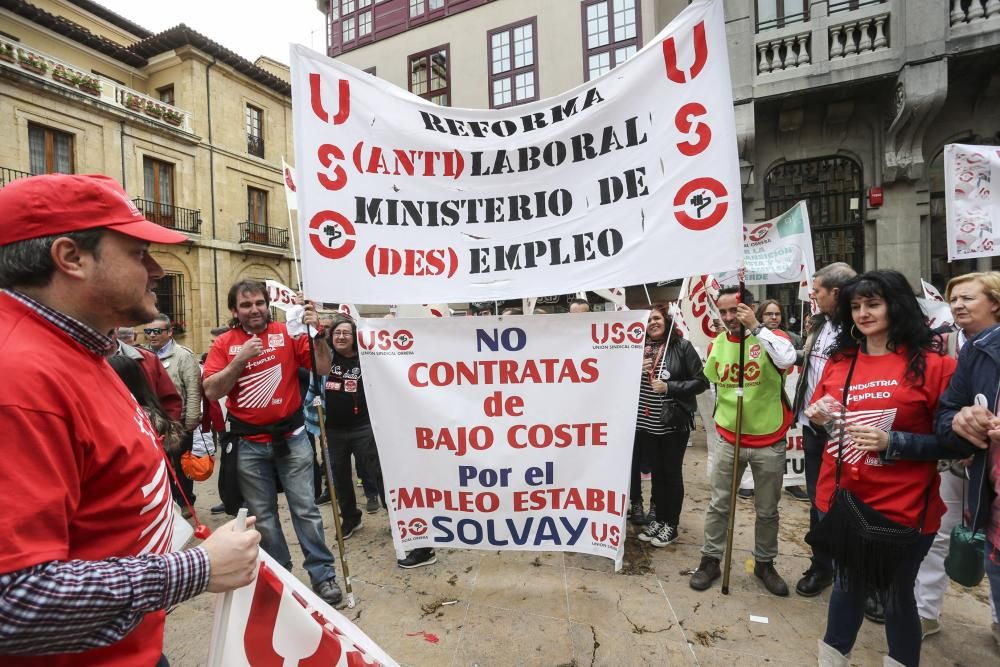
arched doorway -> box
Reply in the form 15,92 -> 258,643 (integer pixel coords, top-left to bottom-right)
763,155 -> 865,332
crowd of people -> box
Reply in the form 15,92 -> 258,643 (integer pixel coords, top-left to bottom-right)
1,173 -> 999,667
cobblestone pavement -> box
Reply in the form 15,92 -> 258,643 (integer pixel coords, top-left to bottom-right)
165,428 -> 997,666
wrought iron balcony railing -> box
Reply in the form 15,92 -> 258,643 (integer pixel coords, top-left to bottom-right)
247,134 -> 265,158
239,221 -> 288,249
0,166 -> 34,188
132,198 -> 202,234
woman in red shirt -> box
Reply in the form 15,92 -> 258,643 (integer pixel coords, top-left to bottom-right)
805,270 -> 959,667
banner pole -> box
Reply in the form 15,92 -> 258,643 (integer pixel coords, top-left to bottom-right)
643,283 -> 653,305
721,277 -> 746,595
285,204 -> 302,289
800,301 -> 805,338
206,507 -> 248,666
308,334 -> 356,608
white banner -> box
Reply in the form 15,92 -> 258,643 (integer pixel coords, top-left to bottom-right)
921,278 -> 945,302
718,201 -> 816,301
281,158 -> 298,212
208,550 -> 397,666
919,297 -> 954,330
678,274 -> 720,356
290,0 -> 741,304
265,279 -> 297,312
358,312 -> 648,569
945,143 -> 1000,260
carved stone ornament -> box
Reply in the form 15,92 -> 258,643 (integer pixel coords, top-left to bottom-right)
884,62 -> 947,182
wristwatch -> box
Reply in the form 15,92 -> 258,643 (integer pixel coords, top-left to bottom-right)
751,324 -> 763,336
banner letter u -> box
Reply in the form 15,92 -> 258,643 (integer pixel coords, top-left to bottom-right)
310,74 -> 351,124
662,21 -> 707,84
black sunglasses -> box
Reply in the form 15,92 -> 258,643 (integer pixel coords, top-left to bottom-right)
144,327 -> 170,335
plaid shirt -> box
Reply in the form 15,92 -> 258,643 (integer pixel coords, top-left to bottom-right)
0,290 -> 211,656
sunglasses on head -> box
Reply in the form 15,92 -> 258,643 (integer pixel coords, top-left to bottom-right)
144,327 -> 170,335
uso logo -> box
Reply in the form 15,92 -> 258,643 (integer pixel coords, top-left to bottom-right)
358,328 -> 415,352
397,517 -> 429,538
591,321 -> 645,345
747,223 -> 772,243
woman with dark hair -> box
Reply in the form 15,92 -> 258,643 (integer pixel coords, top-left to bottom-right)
633,303 -> 709,547
804,270 -> 960,667
108,354 -> 183,454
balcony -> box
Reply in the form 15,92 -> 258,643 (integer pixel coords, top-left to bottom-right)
949,0 -> 1000,50
247,134 -> 265,158
0,39 -> 194,133
239,222 -> 288,250
0,166 -> 34,188
132,198 -> 202,235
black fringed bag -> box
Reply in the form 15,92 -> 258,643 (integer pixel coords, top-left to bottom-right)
805,353 -> 930,599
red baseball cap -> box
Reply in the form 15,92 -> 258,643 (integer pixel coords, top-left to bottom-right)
0,173 -> 188,245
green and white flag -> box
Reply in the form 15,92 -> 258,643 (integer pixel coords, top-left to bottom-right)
719,201 -> 815,301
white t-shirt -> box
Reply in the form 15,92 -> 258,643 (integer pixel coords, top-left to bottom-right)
798,319 -> 838,425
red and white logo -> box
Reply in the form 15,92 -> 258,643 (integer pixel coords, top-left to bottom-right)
236,364 -> 282,409
268,333 -> 285,348
344,379 -> 358,393
673,177 -> 729,231
749,343 -> 761,359
309,210 -> 356,260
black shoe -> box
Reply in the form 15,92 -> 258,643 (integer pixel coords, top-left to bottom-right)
646,502 -> 657,524
210,503 -> 226,515
754,561 -> 789,597
398,548 -> 437,569
784,485 -> 810,502
795,567 -> 833,597
340,515 -> 362,539
864,595 -> 885,624
690,556 -> 721,591
315,490 -> 331,506
629,501 -> 647,525
737,488 -> 754,501
365,494 -> 380,514
313,578 -> 343,607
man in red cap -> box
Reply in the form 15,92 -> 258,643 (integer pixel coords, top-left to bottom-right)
0,174 -> 262,667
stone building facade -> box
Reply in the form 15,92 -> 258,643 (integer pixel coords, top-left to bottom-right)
0,0 -> 300,352
319,0 -> 1000,309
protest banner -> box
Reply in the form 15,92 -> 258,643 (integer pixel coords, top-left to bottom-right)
207,550 -> 397,666
945,143 -> 1000,260
265,279 -> 297,312
281,158 -> 298,212
677,274 -> 720,356
718,201 -> 816,301
358,311 -> 648,569
921,278 -> 945,302
919,298 -> 954,330
289,0 -> 741,304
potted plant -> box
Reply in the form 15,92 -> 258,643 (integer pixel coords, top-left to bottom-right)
0,43 -> 14,63
143,101 -> 163,119
52,65 -> 77,86
163,109 -> 183,126
123,92 -> 143,111
17,50 -> 48,75
78,75 -> 101,96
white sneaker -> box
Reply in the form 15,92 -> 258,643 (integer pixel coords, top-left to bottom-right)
651,524 -> 679,547
637,520 -> 663,542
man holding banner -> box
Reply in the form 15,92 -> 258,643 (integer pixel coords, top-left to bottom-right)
203,280 -> 343,607
690,286 -> 796,595
790,262 -> 856,598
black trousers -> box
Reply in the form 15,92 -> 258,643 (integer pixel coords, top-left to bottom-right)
639,429 -> 691,527
803,424 -> 833,575
629,431 -> 650,505
169,430 -> 195,506
326,423 -> 384,523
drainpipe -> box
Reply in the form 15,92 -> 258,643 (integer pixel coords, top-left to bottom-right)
206,56 -> 220,327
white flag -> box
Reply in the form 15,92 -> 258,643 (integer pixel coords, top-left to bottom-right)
265,279 -> 298,312
394,303 -> 451,317
281,158 -> 297,212
918,298 -> 954,330
921,279 -> 945,303
944,144 -> 1000,260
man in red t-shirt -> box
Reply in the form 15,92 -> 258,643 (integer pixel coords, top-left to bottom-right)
0,174 -> 261,666
203,280 -> 342,606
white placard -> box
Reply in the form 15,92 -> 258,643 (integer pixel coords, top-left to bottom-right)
945,143 -> 1000,260
359,312 -> 649,569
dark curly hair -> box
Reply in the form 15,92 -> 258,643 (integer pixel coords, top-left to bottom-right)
830,270 -> 943,385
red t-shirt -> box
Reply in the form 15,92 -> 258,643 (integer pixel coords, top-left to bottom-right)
203,322 -> 311,441
0,295 -> 173,667
813,348 -> 956,533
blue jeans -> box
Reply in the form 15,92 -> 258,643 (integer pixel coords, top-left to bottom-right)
823,532 -> 934,667
237,431 -> 336,586
987,539 -> 1000,624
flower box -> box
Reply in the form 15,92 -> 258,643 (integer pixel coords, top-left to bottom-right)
52,67 -> 77,86
79,80 -> 102,96
17,51 -> 48,75
123,93 -> 143,111
143,102 -> 163,119
0,46 -> 14,63
163,110 -> 183,126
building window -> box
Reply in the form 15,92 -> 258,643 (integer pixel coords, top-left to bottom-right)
339,0 -> 373,46
142,157 -> 175,226
28,124 -> 73,174
246,104 -> 264,158
409,45 -> 450,106
158,85 -> 175,106
342,17 -> 355,41
410,0 -> 444,19
488,19 -> 538,109
756,1 -> 808,31
153,273 -> 186,333
582,0 -> 641,81
248,187 -> 268,226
